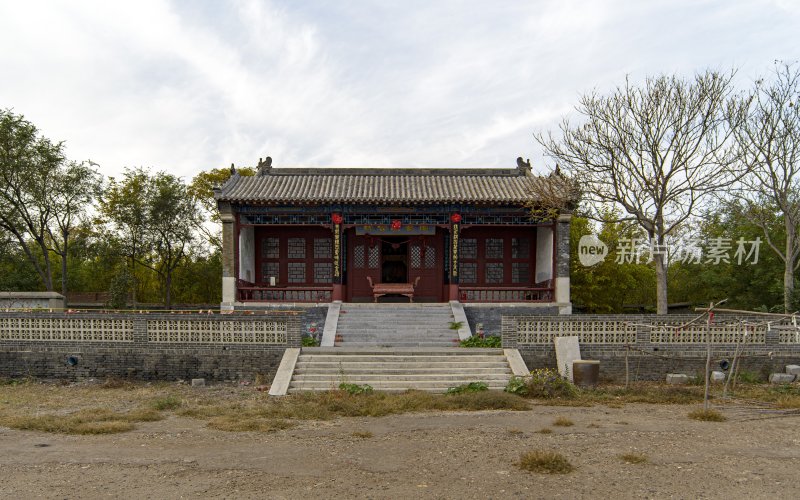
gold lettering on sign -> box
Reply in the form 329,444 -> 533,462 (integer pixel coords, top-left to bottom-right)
452,224 -> 459,277
334,224 -> 341,277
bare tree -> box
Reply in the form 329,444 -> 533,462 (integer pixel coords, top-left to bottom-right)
730,63 -> 800,313
537,71 -> 744,314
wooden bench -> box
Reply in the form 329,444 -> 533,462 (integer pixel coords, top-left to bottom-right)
366,276 -> 421,303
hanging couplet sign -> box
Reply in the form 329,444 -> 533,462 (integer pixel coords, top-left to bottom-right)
333,224 -> 341,279
451,223 -> 459,279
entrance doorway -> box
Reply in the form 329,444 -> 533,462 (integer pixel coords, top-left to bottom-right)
381,237 -> 408,283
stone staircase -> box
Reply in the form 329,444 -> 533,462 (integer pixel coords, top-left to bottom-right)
335,303 -> 458,347
286,347 -> 515,393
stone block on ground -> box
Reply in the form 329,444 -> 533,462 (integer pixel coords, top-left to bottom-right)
191,378 -> 206,387
769,373 -> 796,384
666,373 -> 690,385
710,371 -> 726,383
785,365 -> 800,376
554,336 -> 581,382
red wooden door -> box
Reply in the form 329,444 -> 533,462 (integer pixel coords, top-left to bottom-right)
408,231 -> 443,301
347,234 -> 381,301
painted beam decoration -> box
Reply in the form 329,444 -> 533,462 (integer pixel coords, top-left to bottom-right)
355,224 -> 436,236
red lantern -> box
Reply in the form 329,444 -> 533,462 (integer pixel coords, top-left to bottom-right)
331,213 -> 343,225
390,219 -> 402,231
450,213 -> 462,223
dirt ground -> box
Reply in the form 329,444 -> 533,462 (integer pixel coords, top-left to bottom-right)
2,394 -> 800,500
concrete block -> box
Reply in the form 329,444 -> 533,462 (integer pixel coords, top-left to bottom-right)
666,373 -> 690,385
191,378 -> 206,387
785,365 -> 800,376
710,371 -> 726,383
554,336 -> 581,382
769,373 -> 796,384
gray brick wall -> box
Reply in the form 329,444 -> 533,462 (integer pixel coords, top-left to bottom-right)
0,310 -> 304,382
506,313 -> 800,382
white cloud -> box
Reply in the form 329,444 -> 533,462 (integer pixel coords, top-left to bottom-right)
0,0 -> 798,179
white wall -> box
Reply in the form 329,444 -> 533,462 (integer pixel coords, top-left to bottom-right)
535,227 -> 554,284
239,226 -> 255,282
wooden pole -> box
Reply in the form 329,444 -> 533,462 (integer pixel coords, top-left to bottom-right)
703,302 -> 714,411
625,344 -> 630,390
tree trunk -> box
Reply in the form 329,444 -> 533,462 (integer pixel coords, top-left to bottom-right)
655,254 -> 669,314
129,255 -> 137,309
165,271 -> 172,310
61,229 -> 69,304
784,235 -> 794,314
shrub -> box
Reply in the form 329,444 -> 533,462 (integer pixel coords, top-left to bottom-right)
446,382 -> 488,394
552,416 -> 574,427
302,335 -> 320,347
688,408 -> 727,422
523,369 -> 578,399
619,452 -> 648,464
505,376 -> 528,395
459,335 -> 501,348
151,395 -> 182,410
338,383 -> 373,395
517,450 -> 574,474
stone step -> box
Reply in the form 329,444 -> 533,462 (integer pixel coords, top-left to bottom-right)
296,355 -> 506,363
287,386 -> 508,394
336,331 -> 457,337
301,347 -> 502,355
288,381 -> 509,390
293,373 -> 511,382
296,361 -> 511,370
294,367 -> 512,375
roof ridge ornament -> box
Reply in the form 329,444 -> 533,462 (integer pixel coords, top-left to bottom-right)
257,156 -> 273,176
230,162 -> 237,176
516,157 -> 531,176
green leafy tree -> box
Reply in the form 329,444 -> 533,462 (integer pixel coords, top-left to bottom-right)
148,172 -> 202,308
101,168 -> 201,308
0,109 -> 97,295
99,168 -> 152,307
188,166 -> 254,250
570,212 -> 655,313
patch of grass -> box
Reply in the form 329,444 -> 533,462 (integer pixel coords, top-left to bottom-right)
619,452 -> 648,464
688,408 -> 727,422
587,423 -> 601,428
351,431 -> 373,438
507,428 -> 524,436
517,450 -> 574,474
553,416 -> 574,427
736,370 -> 763,384
179,390 -> 529,424
207,416 -> 295,432
100,377 -> 137,390
338,383 -> 373,395
580,385 -> 703,405
151,395 -> 182,411
0,407 -> 161,435
535,428 -> 553,434
126,408 -> 164,422
446,382 -> 488,394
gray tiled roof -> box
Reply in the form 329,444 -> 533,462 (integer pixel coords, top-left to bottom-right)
214,166 -> 546,205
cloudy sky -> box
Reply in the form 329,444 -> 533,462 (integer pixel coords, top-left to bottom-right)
1,0 -> 798,180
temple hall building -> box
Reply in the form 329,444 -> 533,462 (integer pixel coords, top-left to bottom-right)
214,158 -> 573,314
